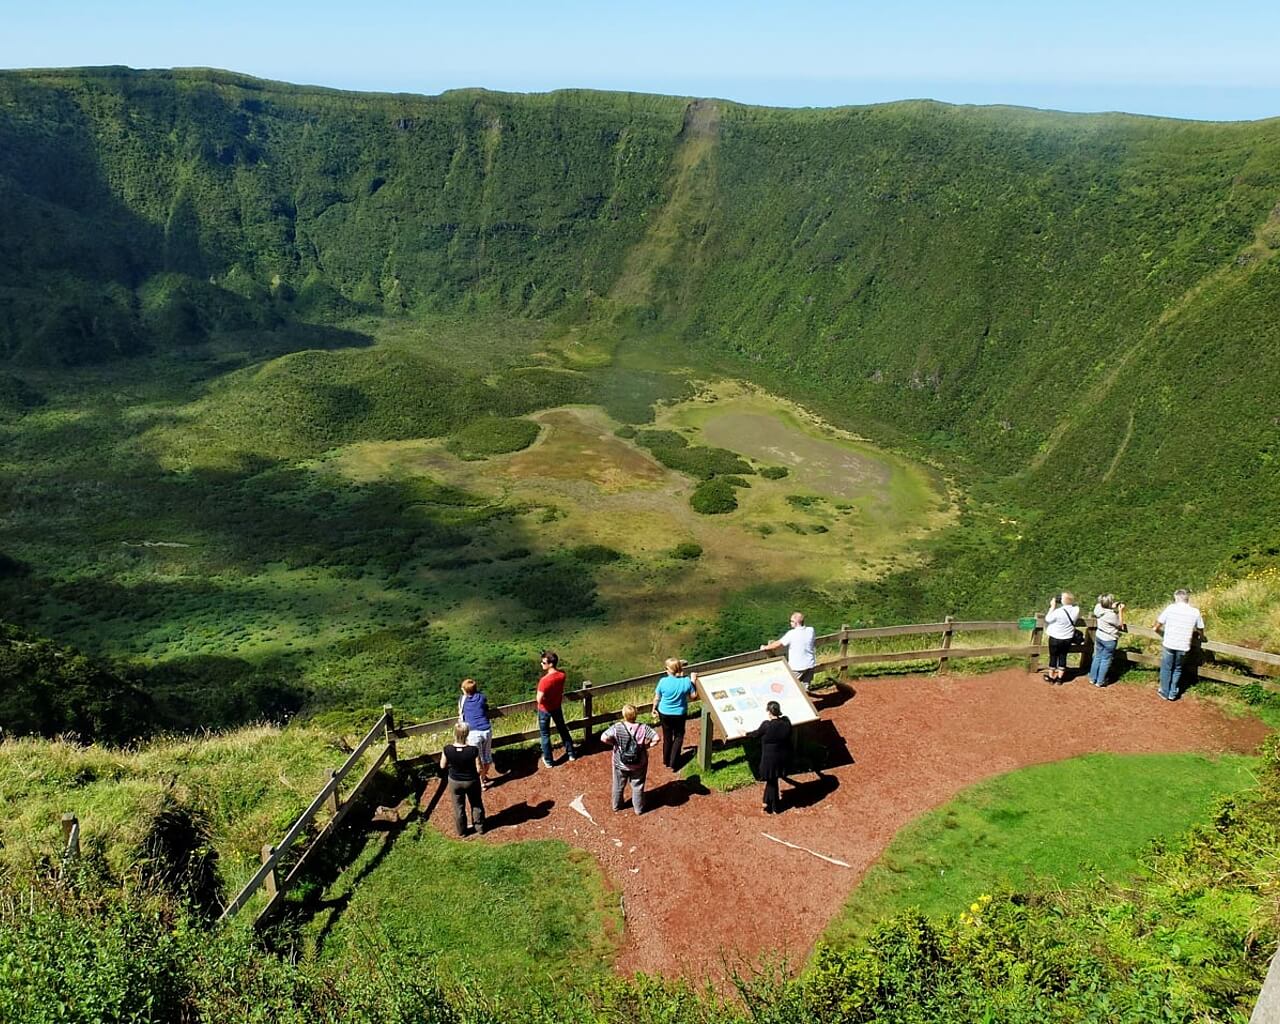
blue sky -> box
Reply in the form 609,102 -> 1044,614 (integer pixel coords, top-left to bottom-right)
4,0 -> 1279,121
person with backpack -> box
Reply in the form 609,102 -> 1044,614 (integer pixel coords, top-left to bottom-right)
1043,591 -> 1082,684
602,703 -> 658,815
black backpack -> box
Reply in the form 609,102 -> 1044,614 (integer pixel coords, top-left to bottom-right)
616,723 -> 643,766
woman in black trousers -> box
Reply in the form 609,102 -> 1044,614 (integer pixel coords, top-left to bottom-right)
752,700 -> 792,814
439,722 -> 486,836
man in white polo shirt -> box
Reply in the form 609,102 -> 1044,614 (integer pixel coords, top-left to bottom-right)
761,611 -> 818,689
1154,588 -> 1206,701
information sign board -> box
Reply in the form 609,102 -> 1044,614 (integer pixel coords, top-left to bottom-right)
695,658 -> 819,741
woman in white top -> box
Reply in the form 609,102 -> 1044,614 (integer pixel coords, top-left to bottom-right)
1043,591 -> 1081,684
1087,594 -> 1126,687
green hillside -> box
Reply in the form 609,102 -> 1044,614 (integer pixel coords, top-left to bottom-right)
2,68 -> 1276,615
3,67 -> 1280,724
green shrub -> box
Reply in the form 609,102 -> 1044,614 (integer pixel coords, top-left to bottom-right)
670,542 -> 703,560
633,430 -> 754,480
445,416 -> 540,459
567,544 -> 623,565
759,465 -> 788,480
690,478 -> 738,515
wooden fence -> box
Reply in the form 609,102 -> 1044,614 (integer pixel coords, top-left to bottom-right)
154,614 -> 1271,926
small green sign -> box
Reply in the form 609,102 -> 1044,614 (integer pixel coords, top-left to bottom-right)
1017,616 -> 1038,630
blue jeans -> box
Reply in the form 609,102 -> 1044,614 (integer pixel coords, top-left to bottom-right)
1159,647 -> 1188,699
1088,637 -> 1117,685
538,707 -> 576,763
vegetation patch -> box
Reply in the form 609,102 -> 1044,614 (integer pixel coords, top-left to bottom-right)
824,751 -> 1260,945
669,541 -> 703,560
690,478 -> 738,515
302,825 -> 618,1001
632,429 -> 753,480
445,416 -> 540,460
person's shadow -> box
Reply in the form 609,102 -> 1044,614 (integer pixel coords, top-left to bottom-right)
781,771 -> 839,809
812,684 -> 857,710
646,774 -> 711,810
483,799 -> 554,830
804,720 -> 855,771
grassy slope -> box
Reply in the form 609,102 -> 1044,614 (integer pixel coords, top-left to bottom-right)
823,751 -> 1260,946
301,823 -> 618,1000
0,726 -> 358,888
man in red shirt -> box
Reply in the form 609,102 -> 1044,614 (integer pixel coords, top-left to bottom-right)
536,650 -> 578,768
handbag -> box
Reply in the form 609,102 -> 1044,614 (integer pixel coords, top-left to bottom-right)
1053,606 -> 1085,646
1065,608 -> 1085,647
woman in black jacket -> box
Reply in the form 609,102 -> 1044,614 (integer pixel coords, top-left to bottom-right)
753,700 -> 792,815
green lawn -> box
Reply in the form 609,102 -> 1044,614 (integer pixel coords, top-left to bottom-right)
301,820 -> 619,1001
822,751 -> 1259,947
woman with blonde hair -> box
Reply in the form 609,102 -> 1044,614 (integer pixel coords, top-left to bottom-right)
439,721 -> 486,836
458,678 -> 498,787
1044,590 -> 1081,684
602,704 -> 658,815
653,657 -> 699,770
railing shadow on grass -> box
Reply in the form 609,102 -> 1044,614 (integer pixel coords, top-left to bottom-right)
270,763 -> 426,950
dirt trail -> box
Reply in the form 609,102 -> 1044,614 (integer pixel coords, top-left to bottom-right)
429,670 -> 1268,981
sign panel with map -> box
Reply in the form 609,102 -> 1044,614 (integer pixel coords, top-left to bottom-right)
695,658 -> 819,740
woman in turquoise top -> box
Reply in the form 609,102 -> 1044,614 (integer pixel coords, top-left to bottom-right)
653,658 -> 699,770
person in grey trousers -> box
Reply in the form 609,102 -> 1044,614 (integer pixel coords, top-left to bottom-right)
602,703 -> 658,815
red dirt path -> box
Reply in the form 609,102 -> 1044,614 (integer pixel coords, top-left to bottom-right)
431,670 -> 1269,981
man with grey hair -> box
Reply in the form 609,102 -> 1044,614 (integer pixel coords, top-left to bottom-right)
1154,588 -> 1206,701
761,611 -> 818,688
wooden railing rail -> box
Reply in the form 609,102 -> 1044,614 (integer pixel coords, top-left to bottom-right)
394,623 -> 1025,742
218,616 -> 1279,925
819,645 -> 1038,673
219,710 -> 390,922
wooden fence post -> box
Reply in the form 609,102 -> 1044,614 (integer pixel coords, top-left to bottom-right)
838,624 -> 850,683
325,768 -> 340,816
61,813 -> 79,859
260,844 -> 279,902
938,616 -> 955,674
383,705 -> 397,762
581,681 -> 594,747
697,706 -> 715,771
1028,615 -> 1045,675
